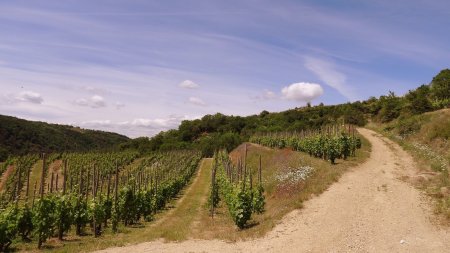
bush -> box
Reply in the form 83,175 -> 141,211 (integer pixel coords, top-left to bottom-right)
33,196 -> 57,248
396,117 -> 422,137
0,205 -> 18,251
88,197 -> 106,236
72,197 -> 89,236
118,187 -> 135,226
55,195 -> 73,240
431,69 -> 450,101
252,185 -> 265,214
17,204 -> 33,241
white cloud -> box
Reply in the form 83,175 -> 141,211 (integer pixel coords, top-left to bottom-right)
188,96 -> 206,106
252,89 -> 277,100
74,98 -> 88,106
179,80 -> 199,89
263,90 -> 276,99
304,56 -> 357,100
81,85 -> 108,94
74,94 -> 106,108
129,116 -> 183,128
0,93 -> 15,105
15,91 -> 43,104
0,90 -> 44,104
114,102 -> 125,110
81,119 -> 112,127
79,115 -> 193,137
281,82 -> 324,102
90,95 -> 105,107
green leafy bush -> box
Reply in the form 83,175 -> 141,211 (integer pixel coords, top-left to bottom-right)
0,205 -> 18,251
33,196 -> 57,248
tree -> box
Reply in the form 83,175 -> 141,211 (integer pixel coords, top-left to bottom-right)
378,91 -> 402,122
404,85 -> 433,115
431,69 -> 450,101
259,110 -> 269,118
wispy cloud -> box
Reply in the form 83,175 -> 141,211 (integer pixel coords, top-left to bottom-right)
251,89 -> 277,100
262,89 -> 276,100
16,91 -> 44,104
304,56 -> 357,101
74,95 -> 106,108
114,102 -> 125,110
179,80 -> 200,89
187,97 -> 206,106
0,90 -> 44,104
80,85 -> 108,95
80,115 -> 194,137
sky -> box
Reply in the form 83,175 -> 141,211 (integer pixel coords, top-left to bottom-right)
0,0 -> 449,137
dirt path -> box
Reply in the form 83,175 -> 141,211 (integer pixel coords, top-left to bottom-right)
0,165 -> 14,192
144,158 -> 212,234
97,128 -> 450,253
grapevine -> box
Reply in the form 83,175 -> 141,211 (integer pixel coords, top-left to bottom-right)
250,125 -> 362,164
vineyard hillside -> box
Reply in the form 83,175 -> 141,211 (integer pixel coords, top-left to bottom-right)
188,137 -> 371,241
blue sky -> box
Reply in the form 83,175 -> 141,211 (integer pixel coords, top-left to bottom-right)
0,0 -> 449,137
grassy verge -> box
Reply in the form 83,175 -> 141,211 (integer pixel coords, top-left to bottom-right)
192,134 -> 371,241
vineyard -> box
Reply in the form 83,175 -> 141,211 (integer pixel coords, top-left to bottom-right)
0,124 -> 367,251
250,125 -> 362,164
209,146 -> 265,229
0,150 -> 201,250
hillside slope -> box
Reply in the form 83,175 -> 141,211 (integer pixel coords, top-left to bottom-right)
0,114 -> 130,161
96,128 -> 450,253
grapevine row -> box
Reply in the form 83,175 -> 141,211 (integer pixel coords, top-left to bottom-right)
210,147 -> 265,229
0,150 -> 201,250
250,125 -> 362,164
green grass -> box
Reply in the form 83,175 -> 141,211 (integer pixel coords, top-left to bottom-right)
24,159 -> 43,202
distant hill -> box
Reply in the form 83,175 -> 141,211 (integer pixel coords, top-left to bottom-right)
0,115 -> 130,161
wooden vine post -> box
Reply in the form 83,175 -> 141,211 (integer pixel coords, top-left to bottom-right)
62,160 -> 67,195
92,165 -> 97,238
15,166 -> 22,205
50,173 -> 54,193
113,160 -> 119,233
40,153 -> 46,198
25,166 -> 31,202
259,155 -> 262,186
210,163 -> 216,218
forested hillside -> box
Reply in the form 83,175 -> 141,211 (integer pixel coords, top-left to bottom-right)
0,115 -> 130,161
